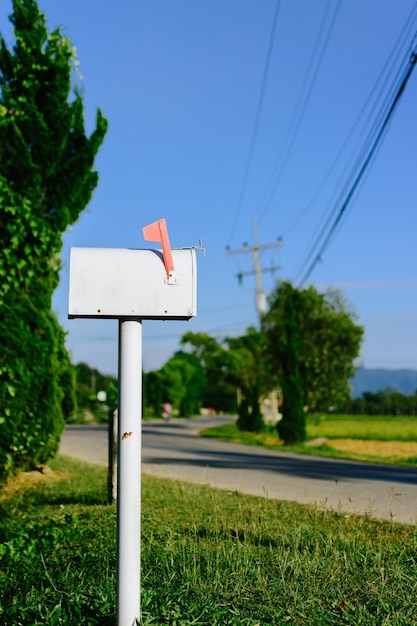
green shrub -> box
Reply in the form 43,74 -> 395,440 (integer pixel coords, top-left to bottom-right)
0,0 -> 106,479
0,296 -> 73,480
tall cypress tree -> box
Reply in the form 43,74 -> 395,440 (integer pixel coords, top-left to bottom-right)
0,0 -> 107,479
263,280 -> 363,443
275,291 -> 306,444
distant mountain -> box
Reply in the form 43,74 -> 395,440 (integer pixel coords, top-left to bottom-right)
350,368 -> 417,397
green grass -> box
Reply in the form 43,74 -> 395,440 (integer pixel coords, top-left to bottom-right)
1,456 -> 417,624
306,414 -> 417,441
200,415 -> 417,467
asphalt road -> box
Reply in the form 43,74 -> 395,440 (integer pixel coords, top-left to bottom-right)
59,415 -> 417,524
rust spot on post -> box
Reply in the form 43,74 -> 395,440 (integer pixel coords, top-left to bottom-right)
122,431 -> 133,440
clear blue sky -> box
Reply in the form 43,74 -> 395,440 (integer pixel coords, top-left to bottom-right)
2,0 -> 417,376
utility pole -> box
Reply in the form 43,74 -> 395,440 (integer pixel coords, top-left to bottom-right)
226,215 -> 282,315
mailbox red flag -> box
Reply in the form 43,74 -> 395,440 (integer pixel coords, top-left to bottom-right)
142,218 -> 175,278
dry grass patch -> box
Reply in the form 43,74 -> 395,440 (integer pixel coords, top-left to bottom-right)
0,465 -> 67,503
327,438 -> 417,459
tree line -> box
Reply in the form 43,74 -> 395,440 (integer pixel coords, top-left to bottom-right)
143,280 -> 364,444
76,361 -> 417,425
340,389 -> 417,416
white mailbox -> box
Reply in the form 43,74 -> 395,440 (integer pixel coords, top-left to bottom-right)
68,246 -> 196,320
67,219 -> 199,625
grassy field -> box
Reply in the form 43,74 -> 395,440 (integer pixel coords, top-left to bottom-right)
307,414 -> 417,441
1,455 -> 417,625
200,415 -> 417,467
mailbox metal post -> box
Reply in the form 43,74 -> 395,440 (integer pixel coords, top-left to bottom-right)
117,319 -> 142,625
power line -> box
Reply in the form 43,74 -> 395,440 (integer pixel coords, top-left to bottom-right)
227,0 -> 281,244
293,4 -> 417,283
291,3 -> 417,280
282,3 -> 417,239
257,0 -> 342,228
297,42 -> 417,287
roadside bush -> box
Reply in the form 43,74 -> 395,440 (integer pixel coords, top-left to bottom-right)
0,0 -> 106,479
0,296 -> 73,480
